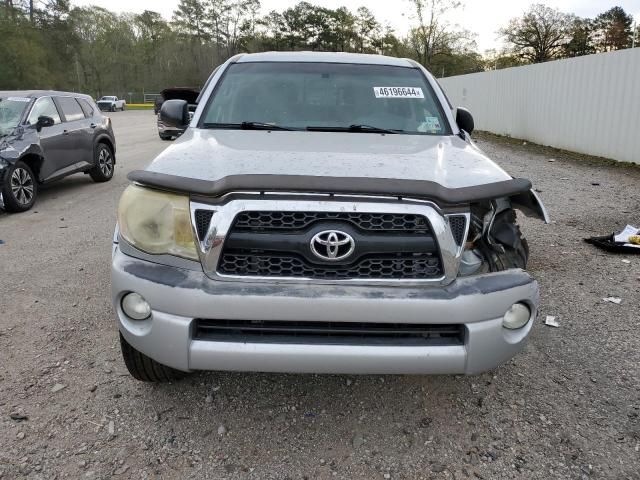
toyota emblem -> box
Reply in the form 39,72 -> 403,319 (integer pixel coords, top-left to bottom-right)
310,230 -> 355,261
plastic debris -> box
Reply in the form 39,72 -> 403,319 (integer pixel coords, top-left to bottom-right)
603,297 -> 622,305
622,259 -> 631,264
544,316 -> 560,328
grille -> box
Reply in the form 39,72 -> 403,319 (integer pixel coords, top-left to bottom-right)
194,319 -> 464,346
448,215 -> 467,246
233,211 -> 430,233
194,210 -> 214,240
218,252 -> 441,279
218,210 -> 443,280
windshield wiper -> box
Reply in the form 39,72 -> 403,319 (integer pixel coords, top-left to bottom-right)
306,124 -> 402,134
202,121 -> 296,131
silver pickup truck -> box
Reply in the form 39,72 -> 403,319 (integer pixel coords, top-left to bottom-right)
112,52 -> 548,382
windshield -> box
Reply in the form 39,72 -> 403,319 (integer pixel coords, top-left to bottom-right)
0,97 -> 30,136
202,62 -> 450,135
100,97 -> 115,101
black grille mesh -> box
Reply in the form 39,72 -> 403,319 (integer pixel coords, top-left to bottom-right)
194,210 -> 214,240
194,319 -> 464,346
233,211 -> 430,233
218,253 -> 441,280
448,216 -> 467,246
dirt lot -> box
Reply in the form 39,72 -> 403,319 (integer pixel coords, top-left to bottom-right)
0,111 -> 639,479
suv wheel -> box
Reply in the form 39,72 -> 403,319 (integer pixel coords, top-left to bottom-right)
119,333 -> 187,382
89,143 -> 114,182
1,161 -> 38,212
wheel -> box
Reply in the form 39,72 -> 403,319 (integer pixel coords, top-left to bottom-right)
88,143 -> 114,182
121,105 -> 125,111
119,333 -> 186,382
159,133 -> 173,141
1,160 -> 37,212
110,105 -> 115,112
488,210 -> 529,271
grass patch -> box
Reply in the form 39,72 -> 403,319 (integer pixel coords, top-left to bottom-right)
474,131 -> 640,170
125,104 -> 154,110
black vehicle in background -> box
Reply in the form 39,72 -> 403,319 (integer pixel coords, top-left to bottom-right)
155,87 -> 199,140
0,91 -> 116,213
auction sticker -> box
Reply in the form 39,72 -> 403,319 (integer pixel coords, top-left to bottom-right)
373,87 -> 424,99
7,97 -> 31,102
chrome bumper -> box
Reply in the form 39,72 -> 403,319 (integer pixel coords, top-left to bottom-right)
112,247 -> 539,375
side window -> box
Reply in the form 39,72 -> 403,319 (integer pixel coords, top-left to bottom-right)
27,97 -> 61,125
56,97 -> 85,122
77,98 -> 95,117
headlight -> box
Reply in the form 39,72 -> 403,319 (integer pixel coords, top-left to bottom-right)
117,185 -> 198,260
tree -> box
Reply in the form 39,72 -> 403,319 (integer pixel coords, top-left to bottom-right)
564,16 -> 595,57
592,6 -> 633,51
406,0 -> 464,68
499,4 -> 570,63
172,0 -> 209,42
354,7 -> 380,53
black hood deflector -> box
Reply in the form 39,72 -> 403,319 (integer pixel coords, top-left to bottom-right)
127,170 -> 533,206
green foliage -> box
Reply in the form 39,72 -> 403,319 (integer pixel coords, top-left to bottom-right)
3,0 -> 633,94
498,4 -> 636,67
592,6 -> 634,51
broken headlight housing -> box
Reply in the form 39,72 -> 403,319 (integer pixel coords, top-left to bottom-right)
117,185 -> 198,260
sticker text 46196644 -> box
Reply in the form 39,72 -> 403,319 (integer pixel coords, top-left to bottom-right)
373,87 -> 424,99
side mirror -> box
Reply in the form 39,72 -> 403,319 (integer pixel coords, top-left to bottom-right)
36,115 -> 55,131
160,100 -> 189,129
455,107 -> 474,135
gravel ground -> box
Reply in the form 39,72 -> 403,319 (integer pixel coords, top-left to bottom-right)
0,111 -> 639,480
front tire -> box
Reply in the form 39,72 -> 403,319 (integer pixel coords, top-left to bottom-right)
488,210 -> 529,271
1,161 -> 37,212
120,333 -> 186,382
88,143 -> 114,182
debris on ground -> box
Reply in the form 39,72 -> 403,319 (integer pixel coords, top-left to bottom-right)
603,297 -> 622,305
544,316 -> 560,327
51,383 -> 66,393
10,413 -> 28,422
585,225 -> 640,253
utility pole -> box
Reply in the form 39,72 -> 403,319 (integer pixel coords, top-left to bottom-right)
633,21 -> 637,49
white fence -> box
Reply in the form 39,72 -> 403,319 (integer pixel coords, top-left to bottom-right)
439,48 -> 640,164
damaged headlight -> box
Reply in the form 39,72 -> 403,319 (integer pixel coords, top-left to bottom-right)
117,185 -> 198,260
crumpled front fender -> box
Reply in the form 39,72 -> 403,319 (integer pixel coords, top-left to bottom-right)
510,189 -> 550,223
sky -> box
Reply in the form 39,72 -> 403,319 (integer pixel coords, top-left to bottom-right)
73,0 -> 640,52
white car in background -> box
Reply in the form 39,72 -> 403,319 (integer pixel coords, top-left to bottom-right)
97,96 -> 126,112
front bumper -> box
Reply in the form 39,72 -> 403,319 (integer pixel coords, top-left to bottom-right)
112,247 -> 539,375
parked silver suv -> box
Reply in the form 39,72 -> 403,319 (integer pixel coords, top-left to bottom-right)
112,52 -> 548,382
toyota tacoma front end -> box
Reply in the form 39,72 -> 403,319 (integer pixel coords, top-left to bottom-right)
111,52 -> 548,381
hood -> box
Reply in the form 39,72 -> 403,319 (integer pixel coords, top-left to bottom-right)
146,130 -> 512,190
161,88 -> 200,104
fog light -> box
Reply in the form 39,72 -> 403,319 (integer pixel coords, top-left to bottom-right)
121,292 -> 151,320
502,303 -> 530,329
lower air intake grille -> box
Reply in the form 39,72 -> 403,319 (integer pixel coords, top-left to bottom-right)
193,319 -> 465,346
